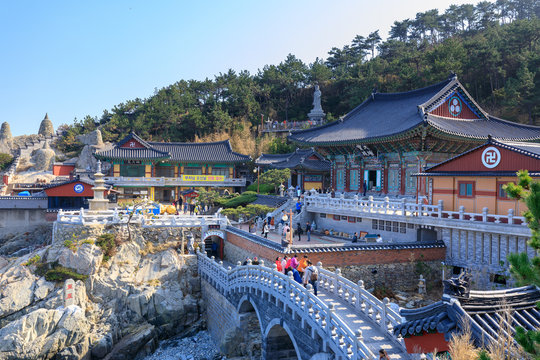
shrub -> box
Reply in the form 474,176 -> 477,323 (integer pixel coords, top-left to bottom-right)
23,255 -> 41,266
0,153 -> 13,170
95,233 -> 116,262
246,183 -> 274,194
34,261 -> 87,282
220,191 -> 258,208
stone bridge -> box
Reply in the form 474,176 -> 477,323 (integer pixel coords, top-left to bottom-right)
198,251 -> 411,360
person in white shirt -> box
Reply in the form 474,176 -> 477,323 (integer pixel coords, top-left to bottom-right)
302,261 -> 318,295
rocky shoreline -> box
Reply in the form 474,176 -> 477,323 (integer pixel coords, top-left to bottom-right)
0,223 -> 205,360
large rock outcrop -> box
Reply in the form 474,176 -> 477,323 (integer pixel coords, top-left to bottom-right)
38,114 -> 54,137
0,223 -> 203,360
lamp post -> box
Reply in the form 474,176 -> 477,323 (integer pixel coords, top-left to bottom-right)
253,166 -> 260,193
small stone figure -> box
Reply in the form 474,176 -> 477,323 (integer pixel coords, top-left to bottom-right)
418,274 -> 426,295
279,183 -> 285,197
187,233 -> 195,254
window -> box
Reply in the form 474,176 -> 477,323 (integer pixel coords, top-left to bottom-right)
333,215 -> 341,221
184,167 -> 202,175
497,182 -> 511,199
386,221 -> 392,231
120,165 -> 145,177
400,223 -> 406,233
155,165 -> 174,177
393,222 -> 399,232
319,213 -> 326,218
341,215 -> 348,221
408,223 -> 415,229
388,168 -> 400,193
348,217 -> 356,223
405,167 -> 417,193
336,169 -> 345,191
372,219 -> 378,230
356,217 -> 362,223
379,220 -> 385,229
350,170 -> 359,190
458,181 -> 475,198
212,168 -> 229,177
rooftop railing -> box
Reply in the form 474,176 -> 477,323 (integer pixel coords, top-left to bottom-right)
304,193 -> 527,227
261,120 -> 324,133
103,176 -> 246,187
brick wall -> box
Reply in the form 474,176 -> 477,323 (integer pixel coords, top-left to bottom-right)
225,230 -> 445,266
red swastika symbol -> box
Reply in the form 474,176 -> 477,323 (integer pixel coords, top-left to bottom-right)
67,284 -> 73,289
66,294 -> 72,299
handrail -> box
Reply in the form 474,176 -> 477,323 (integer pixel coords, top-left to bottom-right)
304,194 -> 527,226
197,250 -> 382,360
56,208 -> 226,227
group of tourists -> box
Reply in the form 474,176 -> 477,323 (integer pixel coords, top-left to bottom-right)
274,254 -> 319,295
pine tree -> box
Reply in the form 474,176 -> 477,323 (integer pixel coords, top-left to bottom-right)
505,170 -> 540,356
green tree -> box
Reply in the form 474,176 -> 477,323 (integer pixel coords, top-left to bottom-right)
505,170 -> 540,356
259,168 -> 291,194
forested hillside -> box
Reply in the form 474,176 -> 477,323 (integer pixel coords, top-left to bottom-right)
58,0 -> 540,155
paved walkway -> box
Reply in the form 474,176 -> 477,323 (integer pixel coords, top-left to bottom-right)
236,223 -> 352,246
318,289 -> 409,359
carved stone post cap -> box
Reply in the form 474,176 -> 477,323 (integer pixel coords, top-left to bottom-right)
358,280 -> 364,288
317,261 -> 322,267
237,261 -> 242,266
306,283 -> 313,291
247,260 -> 252,265
259,259 -> 265,267
288,271 -> 294,278
383,297 -> 390,304
335,268 -> 341,275
272,263 -> 278,270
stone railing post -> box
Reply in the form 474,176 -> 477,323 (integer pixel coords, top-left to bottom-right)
384,197 -> 389,214
437,200 -> 443,218
401,198 -> 407,216
368,196 -> 373,211
381,297 -> 389,333
459,205 -> 465,220
334,268 -> 342,296
353,194 -> 358,210
482,207 -> 488,222
356,280 -> 364,310
508,209 -> 514,224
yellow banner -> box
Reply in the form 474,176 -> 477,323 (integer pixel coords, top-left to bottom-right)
181,175 -> 224,182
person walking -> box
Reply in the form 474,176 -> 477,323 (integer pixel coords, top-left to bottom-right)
296,200 -> 302,214
280,211 -> 288,226
352,232 -> 358,243
275,257 -> 283,272
175,195 -> 183,212
296,222 -> 303,242
379,349 -> 390,359
262,221 -> 269,238
290,254 -> 299,269
306,221 -> 311,242
281,256 -> 288,273
303,261 -> 318,296
287,267 -> 303,284
252,257 -> 259,265
363,181 -> 367,196
297,255 -> 308,277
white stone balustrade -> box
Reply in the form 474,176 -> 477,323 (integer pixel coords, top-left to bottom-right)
197,250 -> 408,360
56,208 -> 226,228
304,194 -> 526,227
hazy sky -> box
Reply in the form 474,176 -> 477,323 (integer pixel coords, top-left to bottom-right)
1,0 -> 482,136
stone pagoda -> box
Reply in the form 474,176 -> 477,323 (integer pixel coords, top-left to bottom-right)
307,84 -> 325,124
88,160 -> 109,212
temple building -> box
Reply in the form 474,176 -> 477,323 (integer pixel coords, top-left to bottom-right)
94,133 -> 250,203
255,148 -> 330,190
289,75 -> 540,197
415,137 -> 540,215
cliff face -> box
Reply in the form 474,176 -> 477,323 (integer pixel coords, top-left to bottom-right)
0,224 -> 203,360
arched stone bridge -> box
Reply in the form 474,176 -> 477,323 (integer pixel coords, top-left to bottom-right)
198,251 -> 411,360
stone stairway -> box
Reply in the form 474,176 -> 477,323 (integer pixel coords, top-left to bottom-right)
318,289 -> 409,359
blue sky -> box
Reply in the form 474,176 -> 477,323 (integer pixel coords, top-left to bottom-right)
1,0 -> 480,136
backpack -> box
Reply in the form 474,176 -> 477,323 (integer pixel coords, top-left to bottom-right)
310,267 -> 318,281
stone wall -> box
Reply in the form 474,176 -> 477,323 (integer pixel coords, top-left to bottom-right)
225,232 -> 281,264
201,278 -> 239,345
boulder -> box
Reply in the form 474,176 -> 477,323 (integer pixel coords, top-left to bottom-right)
0,266 -> 36,318
76,129 -> 103,147
0,306 -> 89,360
30,141 -> 55,171
101,323 -> 156,360
58,243 -> 103,275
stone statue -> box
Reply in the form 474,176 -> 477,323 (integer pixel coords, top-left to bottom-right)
307,84 -> 325,123
443,272 -> 471,298
38,113 -> 54,137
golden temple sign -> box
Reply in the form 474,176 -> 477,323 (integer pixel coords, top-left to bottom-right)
181,175 -> 225,182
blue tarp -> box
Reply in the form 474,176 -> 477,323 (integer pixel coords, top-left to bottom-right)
17,191 -> 31,196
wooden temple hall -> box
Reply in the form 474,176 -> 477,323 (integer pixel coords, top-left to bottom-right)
289,75 -> 540,197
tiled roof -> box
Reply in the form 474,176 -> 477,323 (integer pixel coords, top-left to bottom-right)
255,148 -> 330,171
394,285 -> 540,345
149,140 -> 250,163
414,171 -> 540,177
288,78 -> 453,145
250,194 -> 288,208
95,133 -> 250,163
427,115 -> 540,141
289,77 -> 540,145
